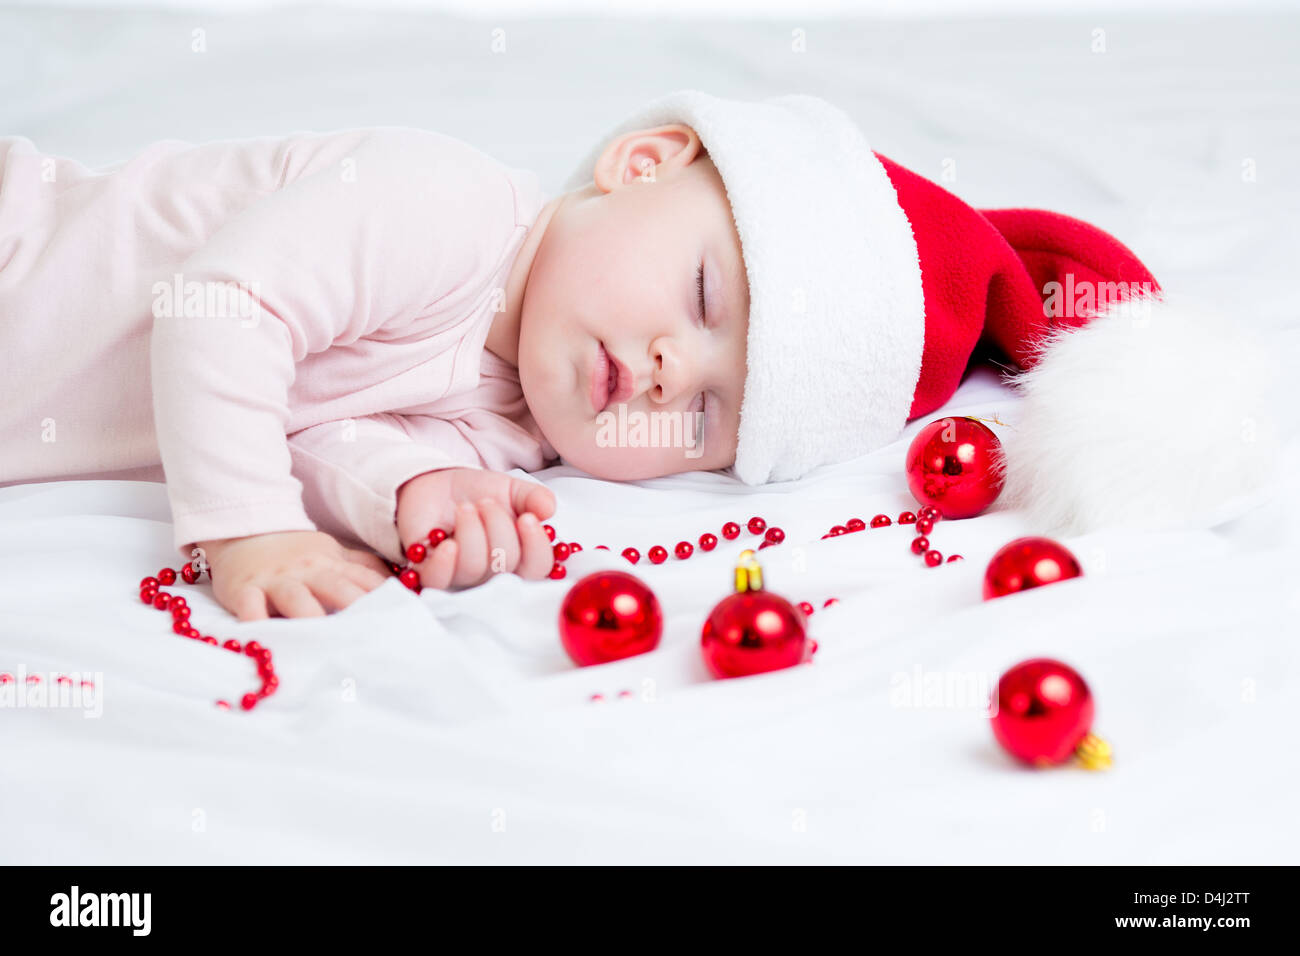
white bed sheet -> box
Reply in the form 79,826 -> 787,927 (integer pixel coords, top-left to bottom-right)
2,5 -> 1299,864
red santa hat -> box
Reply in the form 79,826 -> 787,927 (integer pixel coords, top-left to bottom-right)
875,157 -> 1158,419
565,90 -> 1288,533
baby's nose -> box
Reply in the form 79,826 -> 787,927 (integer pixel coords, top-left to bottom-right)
650,337 -> 690,403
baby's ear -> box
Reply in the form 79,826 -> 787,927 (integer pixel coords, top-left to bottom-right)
592,124 -> 703,191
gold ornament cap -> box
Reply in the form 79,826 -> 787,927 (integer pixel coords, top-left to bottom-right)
1075,732 -> 1113,771
734,549 -> 764,593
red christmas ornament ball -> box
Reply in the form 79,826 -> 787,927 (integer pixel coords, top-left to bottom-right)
701,590 -> 811,679
983,536 -> 1083,600
991,658 -> 1095,766
905,416 -> 1005,519
559,571 -> 663,667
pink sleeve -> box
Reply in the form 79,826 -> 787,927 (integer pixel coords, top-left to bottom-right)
149,128 -> 514,558
287,413 -> 486,564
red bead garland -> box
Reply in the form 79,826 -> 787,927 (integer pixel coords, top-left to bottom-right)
0,672 -> 94,689
135,564 -> 278,712
388,504 -> 963,633
813,504 -> 963,568
381,477 -> 969,678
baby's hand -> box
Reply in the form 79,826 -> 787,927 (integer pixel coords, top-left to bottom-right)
396,467 -> 556,589
197,530 -> 392,621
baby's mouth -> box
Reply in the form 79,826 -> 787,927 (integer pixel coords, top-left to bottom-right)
591,342 -> 634,414
590,342 -> 612,414
605,353 -> 619,406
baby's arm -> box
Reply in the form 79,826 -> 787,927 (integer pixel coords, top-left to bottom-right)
289,413 -> 556,587
150,128 -> 518,618
287,412 -> 476,565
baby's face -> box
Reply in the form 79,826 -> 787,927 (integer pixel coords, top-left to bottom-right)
517,126 -> 749,480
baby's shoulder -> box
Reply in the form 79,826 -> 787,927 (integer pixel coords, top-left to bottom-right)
293,126 -> 509,180
274,126 -> 522,214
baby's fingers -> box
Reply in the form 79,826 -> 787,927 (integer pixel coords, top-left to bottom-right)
340,560 -> 390,594
266,580 -> 327,618
231,585 -> 270,622
450,503 -> 488,588
342,547 -> 393,583
508,479 -> 556,522
516,512 -> 554,580
308,569 -> 371,612
478,498 -> 520,574
419,538 -> 458,591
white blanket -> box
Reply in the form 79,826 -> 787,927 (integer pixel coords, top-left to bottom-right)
2,5 -> 1298,864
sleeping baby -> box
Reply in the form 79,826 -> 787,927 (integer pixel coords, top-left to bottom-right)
0,89 -> 1158,620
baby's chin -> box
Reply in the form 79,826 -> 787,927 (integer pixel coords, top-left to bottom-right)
554,443 -> 716,481
578,460 -> 701,481
522,390 -> 726,481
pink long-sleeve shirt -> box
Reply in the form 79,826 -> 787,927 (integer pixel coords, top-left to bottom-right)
0,128 -> 557,564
